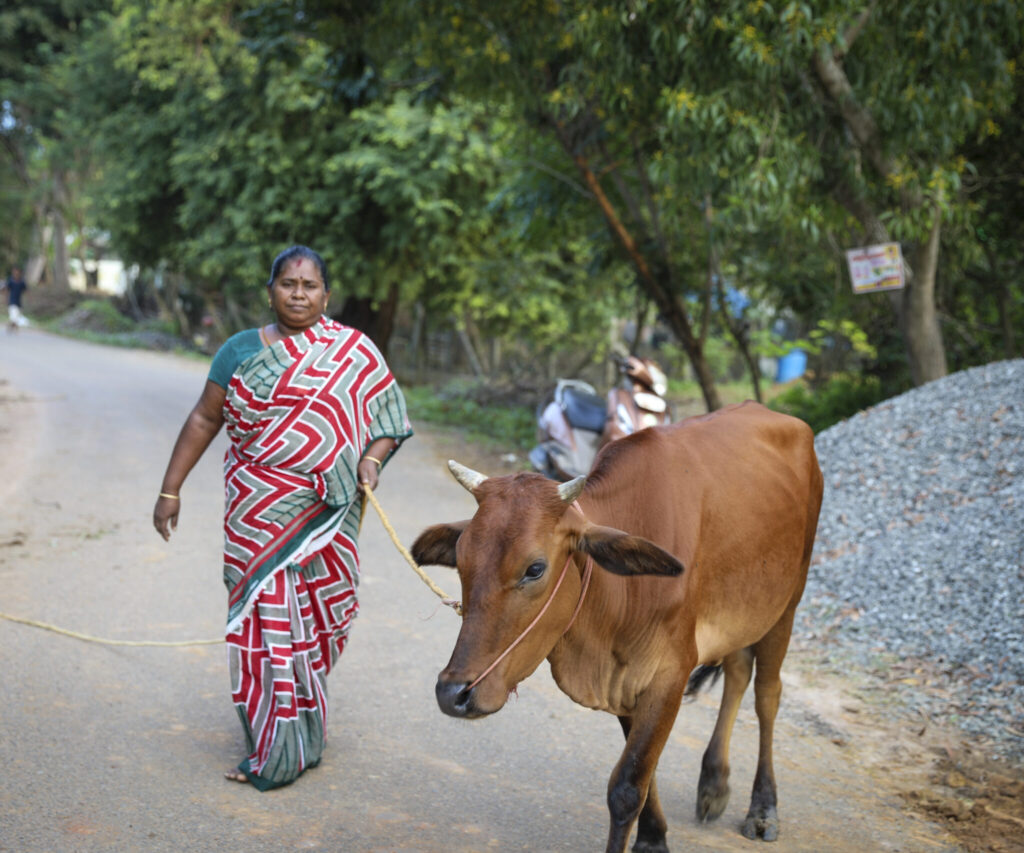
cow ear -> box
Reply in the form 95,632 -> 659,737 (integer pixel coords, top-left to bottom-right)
578,524 -> 684,577
411,521 -> 469,567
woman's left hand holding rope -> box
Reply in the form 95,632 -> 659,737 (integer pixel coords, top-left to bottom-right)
358,437 -> 397,493
357,457 -> 380,492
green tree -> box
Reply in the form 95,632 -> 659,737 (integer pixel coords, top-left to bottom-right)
70,1 -> 628,366
0,0 -> 108,286
939,53 -> 1024,367
379,0 -> 1022,401
801,0 -> 1020,384
70,1 -> 501,346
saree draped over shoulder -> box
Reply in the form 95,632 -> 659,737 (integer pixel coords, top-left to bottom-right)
220,318 -> 410,790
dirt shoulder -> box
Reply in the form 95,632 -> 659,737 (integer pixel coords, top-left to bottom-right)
781,647 -> 1024,853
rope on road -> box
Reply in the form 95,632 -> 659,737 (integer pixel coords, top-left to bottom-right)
0,492 -> 460,645
0,611 -> 223,646
361,487 -> 463,616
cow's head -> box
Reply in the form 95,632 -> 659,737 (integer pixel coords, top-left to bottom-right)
411,460 -> 684,719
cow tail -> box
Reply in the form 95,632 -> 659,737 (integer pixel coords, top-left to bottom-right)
684,663 -> 723,698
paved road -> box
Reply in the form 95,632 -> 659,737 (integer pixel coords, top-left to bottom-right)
0,328 -> 959,852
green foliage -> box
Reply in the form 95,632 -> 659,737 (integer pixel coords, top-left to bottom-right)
402,382 -> 537,452
0,1 -> 110,273
3,0 -> 1022,399
46,298 -> 198,351
54,298 -> 133,333
385,0 -> 1022,381
769,373 -> 888,434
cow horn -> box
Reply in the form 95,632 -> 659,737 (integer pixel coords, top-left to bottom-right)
448,459 -> 487,493
557,475 -> 587,504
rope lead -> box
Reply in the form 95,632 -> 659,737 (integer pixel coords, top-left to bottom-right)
0,491 -> 462,646
362,487 -> 463,616
0,611 -> 222,646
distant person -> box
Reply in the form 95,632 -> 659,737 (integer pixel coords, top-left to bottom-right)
153,245 -> 412,790
3,267 -> 28,331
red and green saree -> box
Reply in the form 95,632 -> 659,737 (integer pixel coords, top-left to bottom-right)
217,317 -> 411,790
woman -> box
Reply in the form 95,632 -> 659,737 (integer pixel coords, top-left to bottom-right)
153,245 -> 412,790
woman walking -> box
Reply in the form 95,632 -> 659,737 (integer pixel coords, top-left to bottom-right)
153,245 -> 412,790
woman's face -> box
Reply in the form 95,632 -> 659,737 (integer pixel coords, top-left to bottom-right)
269,257 -> 329,332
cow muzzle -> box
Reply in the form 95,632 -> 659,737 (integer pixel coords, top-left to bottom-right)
435,678 -> 489,719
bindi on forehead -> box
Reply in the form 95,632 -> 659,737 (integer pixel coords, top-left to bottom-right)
277,258 -> 324,288
281,258 -> 319,278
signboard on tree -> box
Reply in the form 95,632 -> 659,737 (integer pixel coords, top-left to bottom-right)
845,243 -> 905,294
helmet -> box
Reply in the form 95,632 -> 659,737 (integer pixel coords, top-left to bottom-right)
625,356 -> 668,397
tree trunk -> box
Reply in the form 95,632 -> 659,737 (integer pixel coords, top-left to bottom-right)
410,301 -> 426,381
553,130 -> 722,410
167,272 -> 193,339
815,35 -> 951,388
903,207 -> 947,385
831,177 -> 951,387
455,314 -> 487,379
50,169 -> 71,291
984,245 -> 1017,358
462,311 -> 490,375
374,281 -> 400,360
630,298 -> 649,353
25,214 -> 51,286
998,283 -> 1017,358
721,306 -> 762,403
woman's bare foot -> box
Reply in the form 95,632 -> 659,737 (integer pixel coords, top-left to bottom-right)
224,769 -> 249,783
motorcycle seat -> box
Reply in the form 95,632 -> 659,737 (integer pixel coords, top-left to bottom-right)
560,385 -> 607,432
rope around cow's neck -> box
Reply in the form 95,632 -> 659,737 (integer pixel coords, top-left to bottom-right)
464,501 -> 594,693
364,488 -> 593,692
465,551 -> 593,692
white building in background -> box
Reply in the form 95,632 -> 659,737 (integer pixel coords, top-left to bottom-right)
68,258 -> 132,295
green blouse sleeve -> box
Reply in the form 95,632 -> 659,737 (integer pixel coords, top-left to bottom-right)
208,329 -> 263,388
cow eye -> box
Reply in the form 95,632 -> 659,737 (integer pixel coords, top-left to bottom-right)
521,560 -> 547,583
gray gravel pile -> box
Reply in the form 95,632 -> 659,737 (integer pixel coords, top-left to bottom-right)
799,359 -> 1024,760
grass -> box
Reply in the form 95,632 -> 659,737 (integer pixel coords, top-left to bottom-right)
666,377 -> 786,419
37,299 -> 206,357
402,383 -> 538,457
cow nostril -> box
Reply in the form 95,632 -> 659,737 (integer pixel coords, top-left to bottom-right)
436,678 -> 473,717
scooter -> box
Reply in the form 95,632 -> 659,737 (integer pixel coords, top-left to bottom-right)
529,355 -> 672,481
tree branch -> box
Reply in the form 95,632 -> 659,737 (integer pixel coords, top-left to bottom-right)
631,135 -> 677,290
548,116 -> 698,351
835,0 -> 879,59
812,44 -> 892,177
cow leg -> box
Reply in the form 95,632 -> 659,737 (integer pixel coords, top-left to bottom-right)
696,647 -> 754,823
742,608 -> 797,842
606,680 -> 685,853
617,716 -> 668,853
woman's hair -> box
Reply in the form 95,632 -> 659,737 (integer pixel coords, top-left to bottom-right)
266,245 -> 329,290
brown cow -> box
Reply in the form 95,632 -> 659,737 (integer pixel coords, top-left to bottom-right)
411,401 -> 823,853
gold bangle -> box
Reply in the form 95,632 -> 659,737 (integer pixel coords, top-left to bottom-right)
159,492 -> 180,500
364,456 -> 383,468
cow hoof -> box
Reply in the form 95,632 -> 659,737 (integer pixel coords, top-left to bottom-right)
741,807 -> 779,842
632,838 -> 669,853
696,782 -> 730,822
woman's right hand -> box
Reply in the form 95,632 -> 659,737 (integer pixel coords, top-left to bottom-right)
153,380 -> 226,543
154,495 -> 180,541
